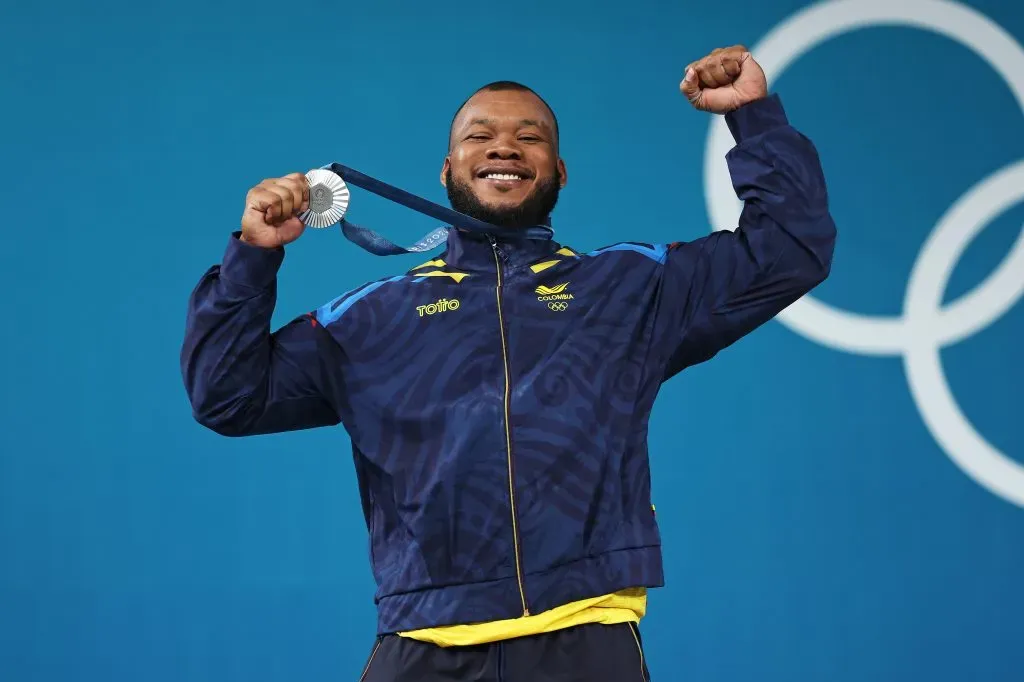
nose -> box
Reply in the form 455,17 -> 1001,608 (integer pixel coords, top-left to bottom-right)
486,136 -> 522,160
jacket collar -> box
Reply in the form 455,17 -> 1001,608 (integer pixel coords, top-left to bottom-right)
441,222 -> 562,273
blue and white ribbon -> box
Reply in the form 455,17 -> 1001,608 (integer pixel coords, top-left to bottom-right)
298,162 -> 554,256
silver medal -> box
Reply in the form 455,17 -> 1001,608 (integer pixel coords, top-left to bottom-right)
298,168 -> 350,228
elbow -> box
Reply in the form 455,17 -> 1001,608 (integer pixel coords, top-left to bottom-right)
815,216 -> 838,282
193,412 -> 250,438
800,213 -> 837,290
181,351 -> 264,438
781,215 -> 836,297
805,257 -> 832,293
187,391 -> 261,438
797,249 -> 833,295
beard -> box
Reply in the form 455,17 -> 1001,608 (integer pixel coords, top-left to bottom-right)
445,167 -> 561,229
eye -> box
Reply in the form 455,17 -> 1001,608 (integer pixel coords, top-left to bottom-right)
467,134 -> 490,141
519,135 -> 541,143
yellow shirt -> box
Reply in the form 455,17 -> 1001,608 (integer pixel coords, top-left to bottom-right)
398,588 -> 647,647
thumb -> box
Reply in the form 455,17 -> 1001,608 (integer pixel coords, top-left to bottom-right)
680,67 -> 701,106
278,216 -> 307,238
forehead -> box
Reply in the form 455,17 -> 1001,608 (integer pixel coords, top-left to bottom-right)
453,89 -> 556,133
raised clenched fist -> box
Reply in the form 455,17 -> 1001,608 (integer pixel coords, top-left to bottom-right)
240,173 -> 311,249
680,45 -> 768,114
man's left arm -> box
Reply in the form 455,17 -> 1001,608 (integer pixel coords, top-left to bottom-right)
661,47 -> 837,376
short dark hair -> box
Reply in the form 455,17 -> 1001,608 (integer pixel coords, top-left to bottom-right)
448,80 -> 559,149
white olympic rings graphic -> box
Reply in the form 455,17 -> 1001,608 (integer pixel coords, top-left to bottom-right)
704,0 -> 1024,507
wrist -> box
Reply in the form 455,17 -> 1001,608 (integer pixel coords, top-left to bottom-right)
221,231 -> 285,291
725,93 -> 787,143
238,230 -> 281,251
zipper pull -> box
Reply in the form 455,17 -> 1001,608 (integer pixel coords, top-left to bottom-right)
487,235 -> 509,262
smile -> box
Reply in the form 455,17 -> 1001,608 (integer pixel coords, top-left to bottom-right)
475,166 -> 534,184
484,173 -> 525,181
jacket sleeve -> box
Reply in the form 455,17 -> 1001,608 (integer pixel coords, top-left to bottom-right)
660,94 -> 837,378
180,232 -> 342,436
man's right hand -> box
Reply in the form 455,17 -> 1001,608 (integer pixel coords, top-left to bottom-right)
240,173 -> 311,249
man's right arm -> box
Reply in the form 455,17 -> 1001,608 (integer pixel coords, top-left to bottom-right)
182,172 -> 342,437
181,232 -> 341,437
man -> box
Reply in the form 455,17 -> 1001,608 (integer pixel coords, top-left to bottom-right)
181,46 -> 836,681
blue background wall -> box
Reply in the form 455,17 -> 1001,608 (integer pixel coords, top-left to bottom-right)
1,0 -> 1022,679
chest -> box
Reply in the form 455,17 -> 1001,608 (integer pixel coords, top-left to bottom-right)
344,259 -> 660,390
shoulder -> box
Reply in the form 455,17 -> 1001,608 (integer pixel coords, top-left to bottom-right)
582,241 -> 672,265
401,255 -> 470,283
312,249 -> 480,327
313,271 -> 411,327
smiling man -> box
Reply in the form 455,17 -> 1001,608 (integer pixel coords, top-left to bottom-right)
442,84 -> 565,231
181,46 -> 837,681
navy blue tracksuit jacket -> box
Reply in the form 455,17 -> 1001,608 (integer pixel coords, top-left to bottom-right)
181,94 -> 837,635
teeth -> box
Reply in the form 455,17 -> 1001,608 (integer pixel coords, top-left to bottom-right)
485,173 -> 522,180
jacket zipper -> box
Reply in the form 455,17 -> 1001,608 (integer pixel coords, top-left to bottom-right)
489,235 -> 529,616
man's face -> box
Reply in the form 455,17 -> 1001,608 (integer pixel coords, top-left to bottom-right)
442,89 -> 567,229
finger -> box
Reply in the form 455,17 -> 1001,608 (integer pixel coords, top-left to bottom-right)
247,186 -> 278,214
246,187 -> 280,224
293,172 -> 312,213
695,63 -> 718,90
706,59 -> 731,87
275,176 -> 306,215
680,67 -> 701,104
717,45 -> 746,60
256,184 -> 289,224
697,88 -> 733,114
264,184 -> 295,223
282,173 -> 310,203
278,216 -> 305,236
297,175 -> 310,212
722,56 -> 742,80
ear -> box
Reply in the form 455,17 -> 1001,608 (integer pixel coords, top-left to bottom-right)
556,158 -> 568,188
440,157 -> 451,187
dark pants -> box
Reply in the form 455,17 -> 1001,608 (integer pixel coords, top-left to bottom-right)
359,622 -> 651,682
